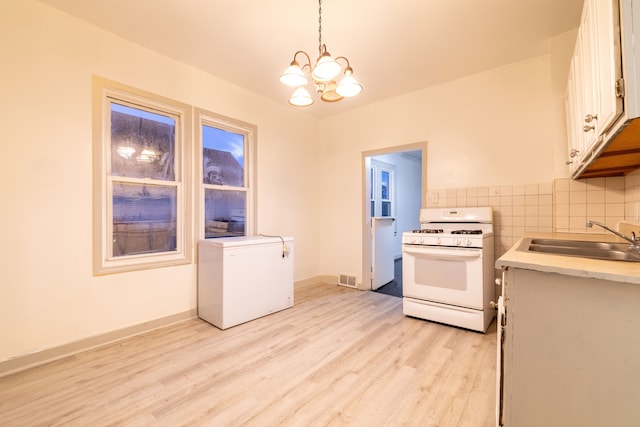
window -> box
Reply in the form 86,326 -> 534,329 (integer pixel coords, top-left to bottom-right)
370,167 -> 376,216
381,169 -> 391,216
93,77 -> 192,274
370,159 -> 394,217
196,109 -> 256,239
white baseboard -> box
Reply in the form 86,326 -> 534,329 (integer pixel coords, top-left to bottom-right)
294,275 -> 337,288
0,309 -> 196,377
2,277 -> 349,377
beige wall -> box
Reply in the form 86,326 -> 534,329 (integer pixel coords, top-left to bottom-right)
317,30 -> 578,287
0,1 -> 320,363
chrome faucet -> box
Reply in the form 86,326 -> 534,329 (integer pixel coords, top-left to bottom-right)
586,220 -> 640,252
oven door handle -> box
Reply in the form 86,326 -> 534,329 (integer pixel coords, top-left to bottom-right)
403,246 -> 481,260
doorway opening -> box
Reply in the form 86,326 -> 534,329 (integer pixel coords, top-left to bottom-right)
362,142 -> 426,297
374,258 -> 403,297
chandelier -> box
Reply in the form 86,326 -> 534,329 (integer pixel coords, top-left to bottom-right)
279,0 -> 362,107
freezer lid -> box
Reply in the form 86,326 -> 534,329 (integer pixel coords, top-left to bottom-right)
199,235 -> 294,247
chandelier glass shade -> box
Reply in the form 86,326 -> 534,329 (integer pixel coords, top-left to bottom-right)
280,0 -> 362,107
289,86 -> 314,107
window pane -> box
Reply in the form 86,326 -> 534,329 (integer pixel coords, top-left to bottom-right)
202,125 -> 244,186
112,182 -> 177,256
110,103 -> 176,181
371,201 -> 375,217
370,168 -> 374,199
204,189 -> 246,238
382,201 -> 391,217
381,170 -> 390,200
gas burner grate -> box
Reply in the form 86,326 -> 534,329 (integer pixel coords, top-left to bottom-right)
451,229 -> 483,235
414,229 -> 444,234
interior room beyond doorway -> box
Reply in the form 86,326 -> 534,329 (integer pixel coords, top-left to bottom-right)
363,144 -> 425,294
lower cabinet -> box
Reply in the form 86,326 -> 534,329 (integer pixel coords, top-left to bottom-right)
498,267 -> 640,427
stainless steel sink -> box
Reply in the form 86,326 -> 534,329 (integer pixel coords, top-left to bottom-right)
517,238 -> 640,262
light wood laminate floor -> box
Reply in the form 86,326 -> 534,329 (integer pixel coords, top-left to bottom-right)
0,283 -> 497,426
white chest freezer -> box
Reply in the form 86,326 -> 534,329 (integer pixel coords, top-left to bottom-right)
197,236 -> 294,329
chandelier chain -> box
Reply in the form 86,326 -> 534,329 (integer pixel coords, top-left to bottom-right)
318,0 -> 322,56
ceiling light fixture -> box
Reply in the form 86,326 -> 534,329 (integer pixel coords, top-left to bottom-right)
280,0 -> 362,107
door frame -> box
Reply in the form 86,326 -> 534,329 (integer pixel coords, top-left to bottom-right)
362,141 -> 428,290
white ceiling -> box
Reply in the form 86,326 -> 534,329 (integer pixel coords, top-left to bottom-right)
37,0 -> 583,118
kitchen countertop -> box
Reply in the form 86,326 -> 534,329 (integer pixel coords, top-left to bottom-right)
496,232 -> 640,285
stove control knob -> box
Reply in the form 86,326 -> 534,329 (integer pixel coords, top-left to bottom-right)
456,238 -> 463,246
466,239 -> 473,246
437,237 -> 441,245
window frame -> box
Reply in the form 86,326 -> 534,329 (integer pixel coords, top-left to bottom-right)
195,108 -> 257,239
92,77 -> 193,275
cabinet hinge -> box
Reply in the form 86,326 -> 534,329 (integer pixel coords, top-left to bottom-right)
616,78 -> 625,98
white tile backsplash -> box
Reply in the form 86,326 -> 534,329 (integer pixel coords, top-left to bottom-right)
555,179 -> 570,192
586,203 -> 605,217
539,183 -> 553,194
500,186 -> 513,196
428,175 -> 640,259
570,191 -> 587,204
512,185 -> 526,196
605,190 -> 624,203
606,203 -> 624,217
569,179 -> 587,191
525,194 -> 538,206
606,176 -> 625,190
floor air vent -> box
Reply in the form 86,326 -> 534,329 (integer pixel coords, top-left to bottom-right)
338,274 -> 357,288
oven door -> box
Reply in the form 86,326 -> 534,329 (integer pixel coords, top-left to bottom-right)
402,244 -> 484,309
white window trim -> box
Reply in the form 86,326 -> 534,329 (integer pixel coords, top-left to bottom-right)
195,108 -> 257,239
92,77 -> 193,275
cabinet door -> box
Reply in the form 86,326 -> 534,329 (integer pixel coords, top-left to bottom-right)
502,267 -> 640,427
579,0 -> 600,155
565,60 -> 583,173
594,0 -> 623,134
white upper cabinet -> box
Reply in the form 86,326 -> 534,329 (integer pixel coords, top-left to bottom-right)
565,0 -> 623,175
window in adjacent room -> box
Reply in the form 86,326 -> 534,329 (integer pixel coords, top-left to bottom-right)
196,109 -> 256,239
93,77 -> 192,274
370,167 -> 376,216
370,159 -> 395,217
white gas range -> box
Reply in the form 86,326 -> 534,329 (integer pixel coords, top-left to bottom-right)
401,207 -> 495,332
